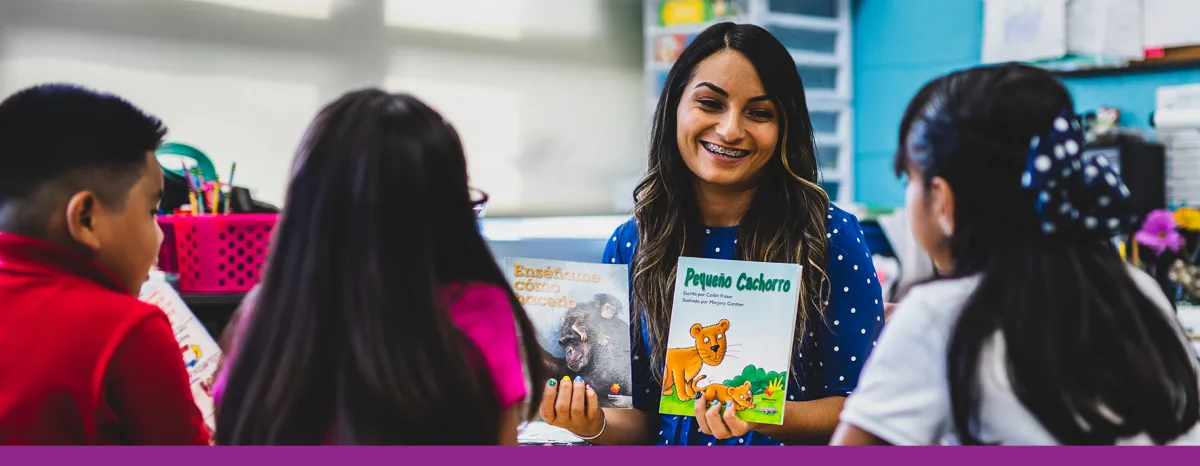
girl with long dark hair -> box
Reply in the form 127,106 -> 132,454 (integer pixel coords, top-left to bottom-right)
539,22 -> 885,446
833,63 -> 1200,445
213,90 -> 544,445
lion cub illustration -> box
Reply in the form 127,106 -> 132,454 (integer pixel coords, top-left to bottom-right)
661,319 -> 729,402
701,381 -> 755,412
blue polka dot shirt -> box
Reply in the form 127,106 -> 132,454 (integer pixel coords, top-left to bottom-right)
602,205 -> 885,446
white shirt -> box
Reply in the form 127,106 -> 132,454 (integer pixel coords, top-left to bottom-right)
840,266 -> 1200,445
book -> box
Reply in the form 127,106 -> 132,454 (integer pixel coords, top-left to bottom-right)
139,270 -> 223,433
658,257 -> 801,425
503,258 -> 632,409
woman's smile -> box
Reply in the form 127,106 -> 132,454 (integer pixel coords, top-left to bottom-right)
700,141 -> 751,160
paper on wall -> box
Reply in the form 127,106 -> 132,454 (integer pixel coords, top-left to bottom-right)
982,0 -> 1068,64
1143,0 -> 1200,49
138,271 -> 222,433
1066,0 -> 1143,60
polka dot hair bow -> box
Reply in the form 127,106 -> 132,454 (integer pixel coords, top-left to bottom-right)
1021,110 -> 1135,237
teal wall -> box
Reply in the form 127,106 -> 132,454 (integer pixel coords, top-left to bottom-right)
852,0 -> 1200,207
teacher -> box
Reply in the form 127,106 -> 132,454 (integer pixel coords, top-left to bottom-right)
539,22 -> 885,445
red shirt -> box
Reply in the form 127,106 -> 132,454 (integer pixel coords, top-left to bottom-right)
0,233 -> 210,445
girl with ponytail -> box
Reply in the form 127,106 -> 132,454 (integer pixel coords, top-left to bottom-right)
833,63 -> 1200,445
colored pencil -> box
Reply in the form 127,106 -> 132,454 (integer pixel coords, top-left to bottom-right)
191,168 -> 206,214
225,162 -> 237,214
211,183 -> 219,214
181,162 -> 197,215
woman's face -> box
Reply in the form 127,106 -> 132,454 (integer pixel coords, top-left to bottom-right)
676,50 -> 779,191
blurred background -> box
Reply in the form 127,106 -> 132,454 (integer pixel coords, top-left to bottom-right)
0,0 -> 646,219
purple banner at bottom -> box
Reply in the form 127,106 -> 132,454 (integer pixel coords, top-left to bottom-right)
0,446 -> 1184,466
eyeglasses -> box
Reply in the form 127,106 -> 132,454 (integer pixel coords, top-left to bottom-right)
470,187 -> 489,219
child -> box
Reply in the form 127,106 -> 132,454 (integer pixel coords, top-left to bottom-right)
832,63 -> 1200,445
0,84 -> 209,445
214,89 -> 545,445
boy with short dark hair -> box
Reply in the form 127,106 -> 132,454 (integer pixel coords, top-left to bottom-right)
0,83 -> 209,445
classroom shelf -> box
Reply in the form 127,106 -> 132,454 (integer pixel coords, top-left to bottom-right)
645,21 -> 731,36
762,12 -> 839,32
1050,59 -> 1200,77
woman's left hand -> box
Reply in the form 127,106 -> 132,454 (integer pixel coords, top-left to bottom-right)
694,394 -> 760,439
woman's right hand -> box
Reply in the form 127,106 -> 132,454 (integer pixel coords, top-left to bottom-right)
539,376 -> 604,439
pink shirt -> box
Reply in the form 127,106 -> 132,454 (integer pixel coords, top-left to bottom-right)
213,282 -> 528,427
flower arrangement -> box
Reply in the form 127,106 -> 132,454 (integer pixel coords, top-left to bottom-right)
1131,207 -> 1200,305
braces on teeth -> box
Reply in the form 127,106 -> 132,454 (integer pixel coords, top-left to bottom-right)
703,142 -> 748,158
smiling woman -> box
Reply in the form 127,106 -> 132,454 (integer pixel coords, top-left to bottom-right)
537,22 -> 885,447
676,55 -> 780,191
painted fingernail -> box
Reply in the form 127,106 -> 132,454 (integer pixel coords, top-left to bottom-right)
547,379 -> 556,387
575,376 -> 583,383
586,385 -> 593,391
562,376 -> 571,384
726,401 -> 733,408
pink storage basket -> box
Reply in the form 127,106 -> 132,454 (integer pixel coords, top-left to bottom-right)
156,216 -> 179,274
170,214 -> 278,294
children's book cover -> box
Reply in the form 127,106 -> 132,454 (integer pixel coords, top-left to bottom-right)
139,271 -> 222,433
503,258 -> 632,408
658,257 -> 801,425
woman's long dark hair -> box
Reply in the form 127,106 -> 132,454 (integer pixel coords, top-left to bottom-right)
215,90 -> 544,445
633,22 -> 830,376
896,63 -> 1199,445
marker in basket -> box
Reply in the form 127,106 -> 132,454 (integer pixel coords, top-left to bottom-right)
208,165 -> 221,214
186,192 -> 198,216
190,169 -> 202,215
209,181 -> 220,215
204,182 -> 213,214
182,162 -> 198,216
183,164 -> 197,213
210,182 -> 218,214
225,162 -> 237,214
198,169 -> 210,215
199,168 -> 210,215
191,167 -> 206,214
